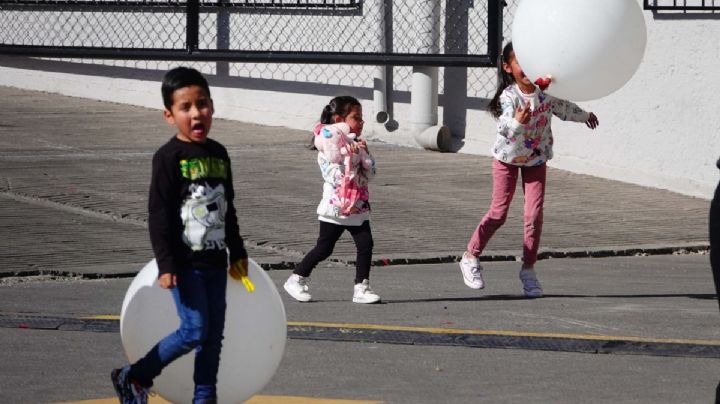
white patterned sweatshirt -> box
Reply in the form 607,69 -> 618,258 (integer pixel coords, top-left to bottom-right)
315,145 -> 376,226
491,84 -> 590,166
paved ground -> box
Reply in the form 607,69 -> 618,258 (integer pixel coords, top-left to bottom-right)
0,85 -> 718,403
0,86 -> 709,276
2,257 -> 719,403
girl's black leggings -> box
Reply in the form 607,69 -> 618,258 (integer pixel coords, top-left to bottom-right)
294,220 -> 373,284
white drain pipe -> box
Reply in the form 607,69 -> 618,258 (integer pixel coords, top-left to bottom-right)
374,66 -> 389,124
411,0 -> 451,151
373,0 -> 389,124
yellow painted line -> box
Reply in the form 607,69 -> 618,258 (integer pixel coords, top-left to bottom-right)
57,395 -> 383,404
81,315 -> 720,347
246,397 -> 382,404
84,315 -> 120,320
286,320 -> 720,346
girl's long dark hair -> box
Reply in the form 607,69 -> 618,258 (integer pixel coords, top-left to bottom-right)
488,42 -> 516,119
309,95 -> 361,149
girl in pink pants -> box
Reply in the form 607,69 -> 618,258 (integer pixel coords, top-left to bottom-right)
460,42 -> 599,297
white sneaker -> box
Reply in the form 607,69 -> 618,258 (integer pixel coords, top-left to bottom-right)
353,279 -> 381,304
519,268 -> 543,298
284,274 -> 312,302
459,253 -> 484,289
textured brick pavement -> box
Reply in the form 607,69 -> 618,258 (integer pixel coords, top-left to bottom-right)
0,86 -> 709,276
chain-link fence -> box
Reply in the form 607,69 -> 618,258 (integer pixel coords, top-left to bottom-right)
0,0 -> 501,64
0,0 -> 515,103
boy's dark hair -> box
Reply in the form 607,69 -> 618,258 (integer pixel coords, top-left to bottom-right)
488,42 -> 516,118
309,95 -> 362,149
161,67 -> 211,110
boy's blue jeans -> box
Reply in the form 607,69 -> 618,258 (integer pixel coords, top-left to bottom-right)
130,267 -> 227,402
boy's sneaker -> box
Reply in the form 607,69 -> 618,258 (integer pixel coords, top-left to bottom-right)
352,279 -> 381,304
284,274 -> 312,302
111,366 -> 149,404
519,268 -> 543,298
459,253 -> 484,289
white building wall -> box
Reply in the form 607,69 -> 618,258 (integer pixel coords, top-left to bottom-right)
0,0 -> 718,199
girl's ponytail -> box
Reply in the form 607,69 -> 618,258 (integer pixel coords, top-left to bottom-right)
488,42 -> 516,119
320,104 -> 335,125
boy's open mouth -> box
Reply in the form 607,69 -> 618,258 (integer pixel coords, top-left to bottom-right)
192,123 -> 205,133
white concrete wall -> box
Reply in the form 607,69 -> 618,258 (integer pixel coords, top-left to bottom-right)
0,0 -> 718,199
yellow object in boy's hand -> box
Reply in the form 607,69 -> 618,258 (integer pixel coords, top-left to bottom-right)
229,258 -> 255,293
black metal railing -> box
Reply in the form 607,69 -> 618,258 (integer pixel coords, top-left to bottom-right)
0,0 -> 361,8
644,0 -> 720,11
0,0 -> 504,67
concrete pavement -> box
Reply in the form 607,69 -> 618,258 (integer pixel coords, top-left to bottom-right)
0,85 -> 710,276
1,257 -> 719,403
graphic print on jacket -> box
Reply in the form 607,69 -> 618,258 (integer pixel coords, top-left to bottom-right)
491,84 -> 589,167
178,157 -> 229,252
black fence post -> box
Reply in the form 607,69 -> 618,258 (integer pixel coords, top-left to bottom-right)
217,0 -> 230,76
186,0 -> 199,53
487,0 -> 504,64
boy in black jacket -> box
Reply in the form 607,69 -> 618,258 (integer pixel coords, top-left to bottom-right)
111,67 -> 249,404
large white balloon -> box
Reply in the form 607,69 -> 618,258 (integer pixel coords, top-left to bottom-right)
120,259 -> 286,404
512,0 -> 647,101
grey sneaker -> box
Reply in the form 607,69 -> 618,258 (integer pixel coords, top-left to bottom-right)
459,253 -> 484,289
353,279 -> 381,304
519,268 -> 543,298
111,366 -> 149,404
284,274 -> 312,302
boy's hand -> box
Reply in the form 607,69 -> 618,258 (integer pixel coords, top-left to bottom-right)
515,101 -> 531,124
158,273 -> 176,289
586,112 -> 599,129
229,258 -> 255,293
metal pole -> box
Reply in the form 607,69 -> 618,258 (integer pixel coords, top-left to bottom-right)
373,0 -> 389,123
186,0 -> 200,53
487,0 -> 504,63
216,0 -> 230,76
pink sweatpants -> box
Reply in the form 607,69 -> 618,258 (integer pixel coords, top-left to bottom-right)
467,159 -> 547,266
